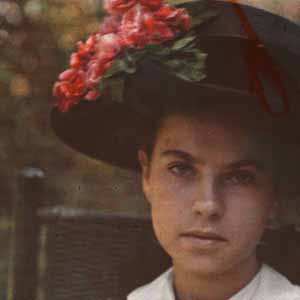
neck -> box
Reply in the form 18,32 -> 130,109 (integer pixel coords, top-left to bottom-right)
173,255 -> 261,300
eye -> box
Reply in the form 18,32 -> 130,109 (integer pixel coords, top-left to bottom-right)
168,162 -> 196,178
224,170 -> 256,185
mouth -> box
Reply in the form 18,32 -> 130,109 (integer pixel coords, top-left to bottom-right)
180,231 -> 227,250
181,230 -> 227,242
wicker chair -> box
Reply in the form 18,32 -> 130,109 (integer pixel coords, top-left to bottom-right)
40,208 -> 171,300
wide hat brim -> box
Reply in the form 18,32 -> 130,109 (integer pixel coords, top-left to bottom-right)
51,0 -> 300,171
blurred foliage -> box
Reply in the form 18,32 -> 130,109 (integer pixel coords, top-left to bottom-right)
0,0 -> 148,217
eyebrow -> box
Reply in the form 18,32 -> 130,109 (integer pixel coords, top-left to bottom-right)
226,159 -> 266,171
161,150 -> 201,164
161,149 -> 266,171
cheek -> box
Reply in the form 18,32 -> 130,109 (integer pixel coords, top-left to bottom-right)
225,190 -> 275,247
150,180 -> 184,228
148,175 -> 193,249
148,168 -> 193,210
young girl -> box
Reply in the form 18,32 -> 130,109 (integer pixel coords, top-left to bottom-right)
51,0 -> 300,299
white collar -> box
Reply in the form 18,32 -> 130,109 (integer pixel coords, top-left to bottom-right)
228,266 -> 262,300
164,264 -> 262,300
127,264 -> 300,300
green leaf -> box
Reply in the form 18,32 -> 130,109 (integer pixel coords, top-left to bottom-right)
190,64 -> 206,80
195,51 -> 207,61
103,59 -> 126,79
103,53 -> 138,79
168,0 -> 199,6
182,1 -> 221,28
174,71 -> 193,81
162,45 -> 207,82
144,44 -> 171,56
134,50 -> 147,61
124,66 -> 136,74
171,36 -> 196,51
182,48 -> 198,54
191,9 -> 220,28
174,57 -> 206,81
124,50 -> 144,74
175,64 -> 206,81
98,78 -> 110,91
124,50 -> 136,63
144,44 -> 163,52
164,59 -> 185,70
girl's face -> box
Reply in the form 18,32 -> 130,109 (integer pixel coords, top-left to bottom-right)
138,114 -> 278,277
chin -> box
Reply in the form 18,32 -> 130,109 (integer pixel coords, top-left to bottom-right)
172,251 -> 231,277
174,247 -> 255,279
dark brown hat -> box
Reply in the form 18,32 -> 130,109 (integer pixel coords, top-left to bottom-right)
51,0 -> 300,171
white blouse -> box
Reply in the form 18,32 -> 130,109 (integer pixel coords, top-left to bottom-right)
127,264 -> 300,300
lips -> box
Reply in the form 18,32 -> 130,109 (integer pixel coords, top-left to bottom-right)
182,230 -> 227,241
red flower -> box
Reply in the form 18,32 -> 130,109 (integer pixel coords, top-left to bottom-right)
85,33 -> 123,85
85,89 -> 101,101
54,70 -> 88,112
96,33 -> 123,55
54,92 -> 76,112
155,4 -> 191,31
70,53 -> 82,69
59,69 -> 77,81
104,0 -> 137,15
53,0 -> 193,112
121,5 -> 147,48
86,57 -> 113,86
140,0 -> 162,10
143,13 -> 174,42
100,16 -> 121,34
170,8 -> 191,31
54,31 -> 123,111
121,5 -> 176,48
70,33 -> 99,69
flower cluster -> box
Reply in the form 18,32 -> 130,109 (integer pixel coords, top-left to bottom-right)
53,0 -> 191,112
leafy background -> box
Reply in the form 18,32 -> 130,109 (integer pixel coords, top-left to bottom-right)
0,0 -> 300,299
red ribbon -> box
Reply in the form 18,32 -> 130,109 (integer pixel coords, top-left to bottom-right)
229,0 -> 290,116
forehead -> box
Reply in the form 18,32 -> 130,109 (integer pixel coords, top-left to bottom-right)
153,114 -> 271,165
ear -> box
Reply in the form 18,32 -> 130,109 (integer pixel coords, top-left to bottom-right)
138,149 -> 152,203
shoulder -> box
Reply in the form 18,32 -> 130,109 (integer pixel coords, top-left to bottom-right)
258,264 -> 300,300
126,267 -> 174,300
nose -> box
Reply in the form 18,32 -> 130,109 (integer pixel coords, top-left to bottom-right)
191,174 -> 225,219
